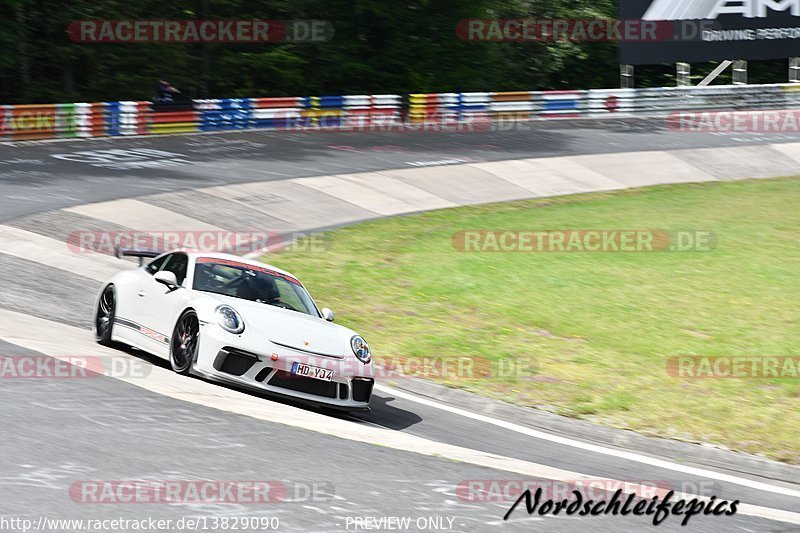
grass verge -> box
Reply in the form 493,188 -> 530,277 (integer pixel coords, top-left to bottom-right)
263,177 -> 800,462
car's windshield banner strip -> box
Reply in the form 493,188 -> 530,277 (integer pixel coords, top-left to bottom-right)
197,257 -> 302,286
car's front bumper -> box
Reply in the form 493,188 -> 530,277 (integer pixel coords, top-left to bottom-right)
193,323 -> 374,411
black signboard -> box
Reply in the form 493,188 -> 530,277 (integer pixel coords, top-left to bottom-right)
618,0 -> 800,64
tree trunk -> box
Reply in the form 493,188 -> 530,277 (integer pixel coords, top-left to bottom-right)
16,2 -> 32,101
200,0 -> 210,96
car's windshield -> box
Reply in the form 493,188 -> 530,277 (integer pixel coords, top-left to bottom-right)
193,258 -> 318,317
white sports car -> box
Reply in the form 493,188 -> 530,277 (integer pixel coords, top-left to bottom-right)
93,249 -> 375,412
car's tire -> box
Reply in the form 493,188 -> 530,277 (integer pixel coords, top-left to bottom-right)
170,310 -> 199,375
94,285 -> 116,346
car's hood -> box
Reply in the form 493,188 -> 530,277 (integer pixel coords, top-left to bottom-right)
207,293 -> 355,357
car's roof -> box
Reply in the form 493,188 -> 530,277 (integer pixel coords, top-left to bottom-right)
180,251 -> 300,281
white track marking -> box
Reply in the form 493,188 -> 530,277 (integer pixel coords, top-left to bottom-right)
568,151 -> 717,186
291,174 -> 451,216
341,172 -> 456,210
203,179 -> 380,229
769,141 -> 800,164
0,310 -> 798,525
376,384 -> 800,499
65,198 -> 225,231
0,225 -> 130,281
470,158 -> 626,195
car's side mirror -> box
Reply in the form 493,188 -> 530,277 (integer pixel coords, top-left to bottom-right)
321,308 -> 335,322
154,270 -> 179,290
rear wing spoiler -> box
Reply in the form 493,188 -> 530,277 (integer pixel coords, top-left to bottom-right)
116,247 -> 163,266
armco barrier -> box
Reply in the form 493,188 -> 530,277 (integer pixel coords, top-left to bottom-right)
372,94 -> 402,125
585,89 -> 637,117
195,99 -> 251,131
490,92 -> 534,120
250,97 -> 303,129
74,102 -> 108,137
409,93 -> 459,123
535,90 -> 586,118
302,96 -> 346,128
4,84 -> 800,141
458,92 -> 490,122
585,84 -> 800,117
344,95 -> 401,127
149,102 -> 198,135
343,95 -> 372,127
0,104 -> 74,140
103,101 -> 151,136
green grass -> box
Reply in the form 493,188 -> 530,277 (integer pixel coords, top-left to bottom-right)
263,177 -> 800,463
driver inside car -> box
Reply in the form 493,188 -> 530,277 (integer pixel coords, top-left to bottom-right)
193,263 -> 219,291
237,274 -> 281,305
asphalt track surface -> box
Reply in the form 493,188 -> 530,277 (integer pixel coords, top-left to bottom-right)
2,119 -> 800,222
1,121 -> 799,532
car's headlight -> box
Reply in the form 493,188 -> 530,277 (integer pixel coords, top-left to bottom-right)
351,335 -> 371,364
215,305 -> 244,334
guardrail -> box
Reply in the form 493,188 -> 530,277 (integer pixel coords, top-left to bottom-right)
3,84 -> 800,141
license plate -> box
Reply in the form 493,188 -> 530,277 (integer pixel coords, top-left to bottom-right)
291,362 -> 334,382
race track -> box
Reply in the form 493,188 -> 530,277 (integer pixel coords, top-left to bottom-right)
1,120 -> 799,532
3,119 -> 800,221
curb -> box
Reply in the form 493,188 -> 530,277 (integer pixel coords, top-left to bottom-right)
381,374 -> 800,486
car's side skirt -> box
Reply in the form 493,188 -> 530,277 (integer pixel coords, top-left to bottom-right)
113,316 -> 171,360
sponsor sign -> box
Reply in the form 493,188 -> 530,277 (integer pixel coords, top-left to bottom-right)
618,0 -> 800,63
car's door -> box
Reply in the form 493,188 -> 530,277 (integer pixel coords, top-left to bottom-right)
115,253 -> 170,331
135,252 -> 191,358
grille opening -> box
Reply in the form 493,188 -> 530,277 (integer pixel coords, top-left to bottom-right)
338,383 -> 349,400
213,348 -> 258,376
268,370 -> 337,398
254,367 -> 273,382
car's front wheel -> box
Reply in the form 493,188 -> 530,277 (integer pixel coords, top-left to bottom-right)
95,285 -> 116,346
170,310 -> 199,375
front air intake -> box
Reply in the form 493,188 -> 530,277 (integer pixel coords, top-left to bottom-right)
351,378 -> 374,403
213,347 -> 259,376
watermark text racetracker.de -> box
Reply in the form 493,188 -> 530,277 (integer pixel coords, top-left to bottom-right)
457,479 -> 723,503
277,354 -> 536,381
455,18 -> 716,42
453,230 -> 717,253
667,356 -> 800,378
68,480 -> 334,504
67,19 -> 334,43
669,109 -> 800,133
373,355 -> 534,380
67,230 -> 328,255
0,355 -> 150,379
